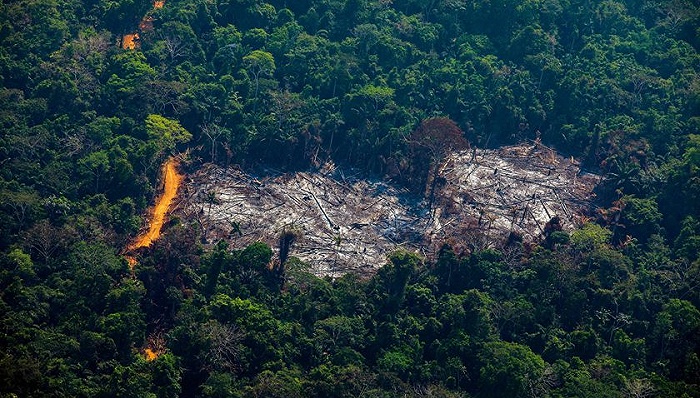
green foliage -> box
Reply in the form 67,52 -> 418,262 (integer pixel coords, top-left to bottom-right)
478,341 -> 545,398
571,223 -> 613,251
2,0 -> 700,395
150,353 -> 182,398
243,50 -> 276,107
372,250 -> 420,313
144,114 -> 193,153
618,195 -> 663,243
651,299 -> 700,382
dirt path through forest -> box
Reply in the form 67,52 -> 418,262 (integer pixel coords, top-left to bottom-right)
127,157 -> 183,256
124,157 -> 181,361
118,0 -> 176,364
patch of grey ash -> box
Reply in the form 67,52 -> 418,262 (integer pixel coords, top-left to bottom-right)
435,144 -> 600,246
179,143 -> 599,278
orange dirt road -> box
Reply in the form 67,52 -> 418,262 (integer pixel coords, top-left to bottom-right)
128,158 -> 183,256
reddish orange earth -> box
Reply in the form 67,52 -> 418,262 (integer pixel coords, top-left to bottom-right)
121,1 -> 164,49
121,33 -> 139,49
126,158 -> 183,269
144,348 -> 158,361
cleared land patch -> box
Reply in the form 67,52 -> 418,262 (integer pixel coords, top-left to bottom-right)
178,143 -> 599,277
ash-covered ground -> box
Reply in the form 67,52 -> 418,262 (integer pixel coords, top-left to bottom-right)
178,143 -> 600,277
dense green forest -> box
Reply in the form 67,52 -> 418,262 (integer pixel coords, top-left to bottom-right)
1,0 -> 700,395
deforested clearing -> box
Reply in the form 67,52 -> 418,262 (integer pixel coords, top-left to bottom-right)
179,143 -> 599,277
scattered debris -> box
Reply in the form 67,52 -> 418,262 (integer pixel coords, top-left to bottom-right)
436,142 -> 599,245
178,143 -> 599,278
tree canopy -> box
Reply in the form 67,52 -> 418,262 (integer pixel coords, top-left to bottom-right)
0,0 -> 699,396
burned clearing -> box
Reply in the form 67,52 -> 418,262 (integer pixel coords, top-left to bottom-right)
178,143 -> 600,277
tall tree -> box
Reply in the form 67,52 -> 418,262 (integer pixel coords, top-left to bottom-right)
406,117 -> 469,204
243,50 -> 276,111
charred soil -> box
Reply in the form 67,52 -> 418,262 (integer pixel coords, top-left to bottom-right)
178,143 -> 599,278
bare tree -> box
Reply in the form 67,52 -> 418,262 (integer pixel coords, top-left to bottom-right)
201,123 -> 229,163
22,220 -> 76,264
202,320 -> 244,372
161,34 -> 189,65
623,378 -> 655,398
